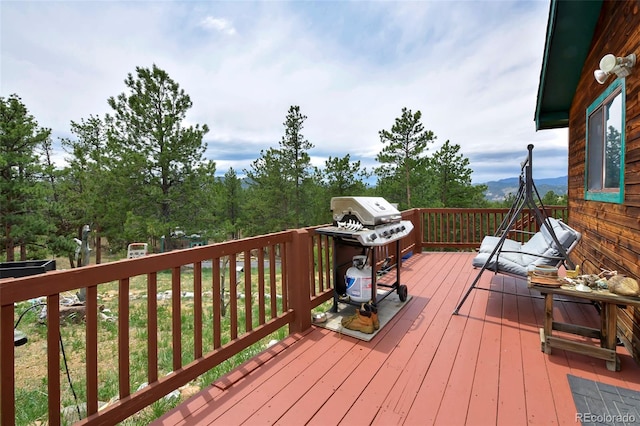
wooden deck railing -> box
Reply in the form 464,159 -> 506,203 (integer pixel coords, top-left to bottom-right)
0,206 -> 564,424
417,206 -> 568,249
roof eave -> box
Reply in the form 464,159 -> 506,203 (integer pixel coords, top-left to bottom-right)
534,0 -> 603,131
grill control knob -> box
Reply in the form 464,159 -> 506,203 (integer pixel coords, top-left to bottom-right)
369,233 -> 377,241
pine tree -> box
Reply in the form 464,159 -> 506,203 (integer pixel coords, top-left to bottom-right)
105,64 -> 210,249
375,107 -> 434,208
244,106 -> 314,233
429,140 -> 487,207
279,106 -> 313,228
0,94 -> 52,260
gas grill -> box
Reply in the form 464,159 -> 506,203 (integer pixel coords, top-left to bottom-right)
317,197 -> 414,247
315,197 -> 414,312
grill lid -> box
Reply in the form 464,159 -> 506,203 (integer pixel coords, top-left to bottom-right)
331,196 -> 401,226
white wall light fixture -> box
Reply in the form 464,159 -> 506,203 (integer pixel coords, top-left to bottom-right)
594,53 -> 636,84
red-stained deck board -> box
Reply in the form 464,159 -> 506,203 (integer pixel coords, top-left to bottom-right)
258,334 -> 363,425
352,253 -> 472,424
254,300 -> 413,425
209,328 -> 347,425
158,331 -> 311,425
369,252 -> 462,424
514,277 -> 560,425
305,319 -> 413,426
400,256 -> 479,425
274,255 -> 440,424
497,277 -> 527,426
162,328 -> 336,425
377,253 -> 470,424
283,253 -> 445,426
434,268 -> 491,425
528,294 -> 579,426
304,251 -> 444,423
377,253 -> 474,425
273,334 -> 373,425
153,252 -> 640,426
465,274 -> 503,425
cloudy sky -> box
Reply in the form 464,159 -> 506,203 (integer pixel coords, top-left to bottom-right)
1,0 -> 567,184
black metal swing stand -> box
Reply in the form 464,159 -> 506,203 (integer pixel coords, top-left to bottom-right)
452,144 -> 576,315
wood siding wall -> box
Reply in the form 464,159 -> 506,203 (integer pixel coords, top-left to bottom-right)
567,0 -> 640,361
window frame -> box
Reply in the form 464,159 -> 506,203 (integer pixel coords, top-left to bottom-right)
584,78 -> 626,204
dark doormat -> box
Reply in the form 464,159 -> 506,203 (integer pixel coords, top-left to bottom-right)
568,374 -> 640,425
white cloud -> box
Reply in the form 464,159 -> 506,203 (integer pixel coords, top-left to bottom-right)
199,16 -> 236,35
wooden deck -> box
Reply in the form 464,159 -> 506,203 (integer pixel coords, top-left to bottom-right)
154,252 -> 640,425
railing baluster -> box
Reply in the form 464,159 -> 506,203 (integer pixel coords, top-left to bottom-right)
47,294 -> 61,426
194,262 -> 203,359
148,272 -> 158,383
325,236 -> 332,290
314,236 -> 321,295
86,285 -> 99,415
172,267 -> 181,370
470,212 -> 474,242
269,246 -> 277,318
119,278 -> 130,398
453,212 -> 458,244
244,251 -> 252,332
424,213 -> 429,244
213,257 -> 221,349
431,212 -> 434,243
230,254 -> 238,340
281,243 -> 288,312
258,248 -> 266,325
444,212 -> 448,243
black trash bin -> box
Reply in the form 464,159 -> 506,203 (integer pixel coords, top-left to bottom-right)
0,259 -> 56,279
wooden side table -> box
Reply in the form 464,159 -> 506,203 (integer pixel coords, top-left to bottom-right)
528,277 -> 640,371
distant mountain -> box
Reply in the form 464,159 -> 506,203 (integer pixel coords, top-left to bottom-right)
480,176 -> 567,202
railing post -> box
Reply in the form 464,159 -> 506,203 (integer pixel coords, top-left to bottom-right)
404,209 -> 423,252
0,303 -> 15,425
413,209 -> 424,252
287,229 -> 312,333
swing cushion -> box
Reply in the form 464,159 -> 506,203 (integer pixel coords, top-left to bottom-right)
472,218 -> 581,277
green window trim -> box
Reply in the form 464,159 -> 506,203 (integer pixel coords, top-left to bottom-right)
585,77 -> 626,204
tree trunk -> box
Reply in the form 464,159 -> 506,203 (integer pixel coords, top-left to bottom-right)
5,223 -> 14,261
405,164 -> 412,208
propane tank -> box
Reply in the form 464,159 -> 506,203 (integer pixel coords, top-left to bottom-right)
345,255 -> 372,302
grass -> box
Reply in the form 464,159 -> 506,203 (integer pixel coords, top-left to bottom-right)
13,256 -> 288,425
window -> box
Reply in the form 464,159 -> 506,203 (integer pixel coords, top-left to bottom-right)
585,78 -> 625,203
